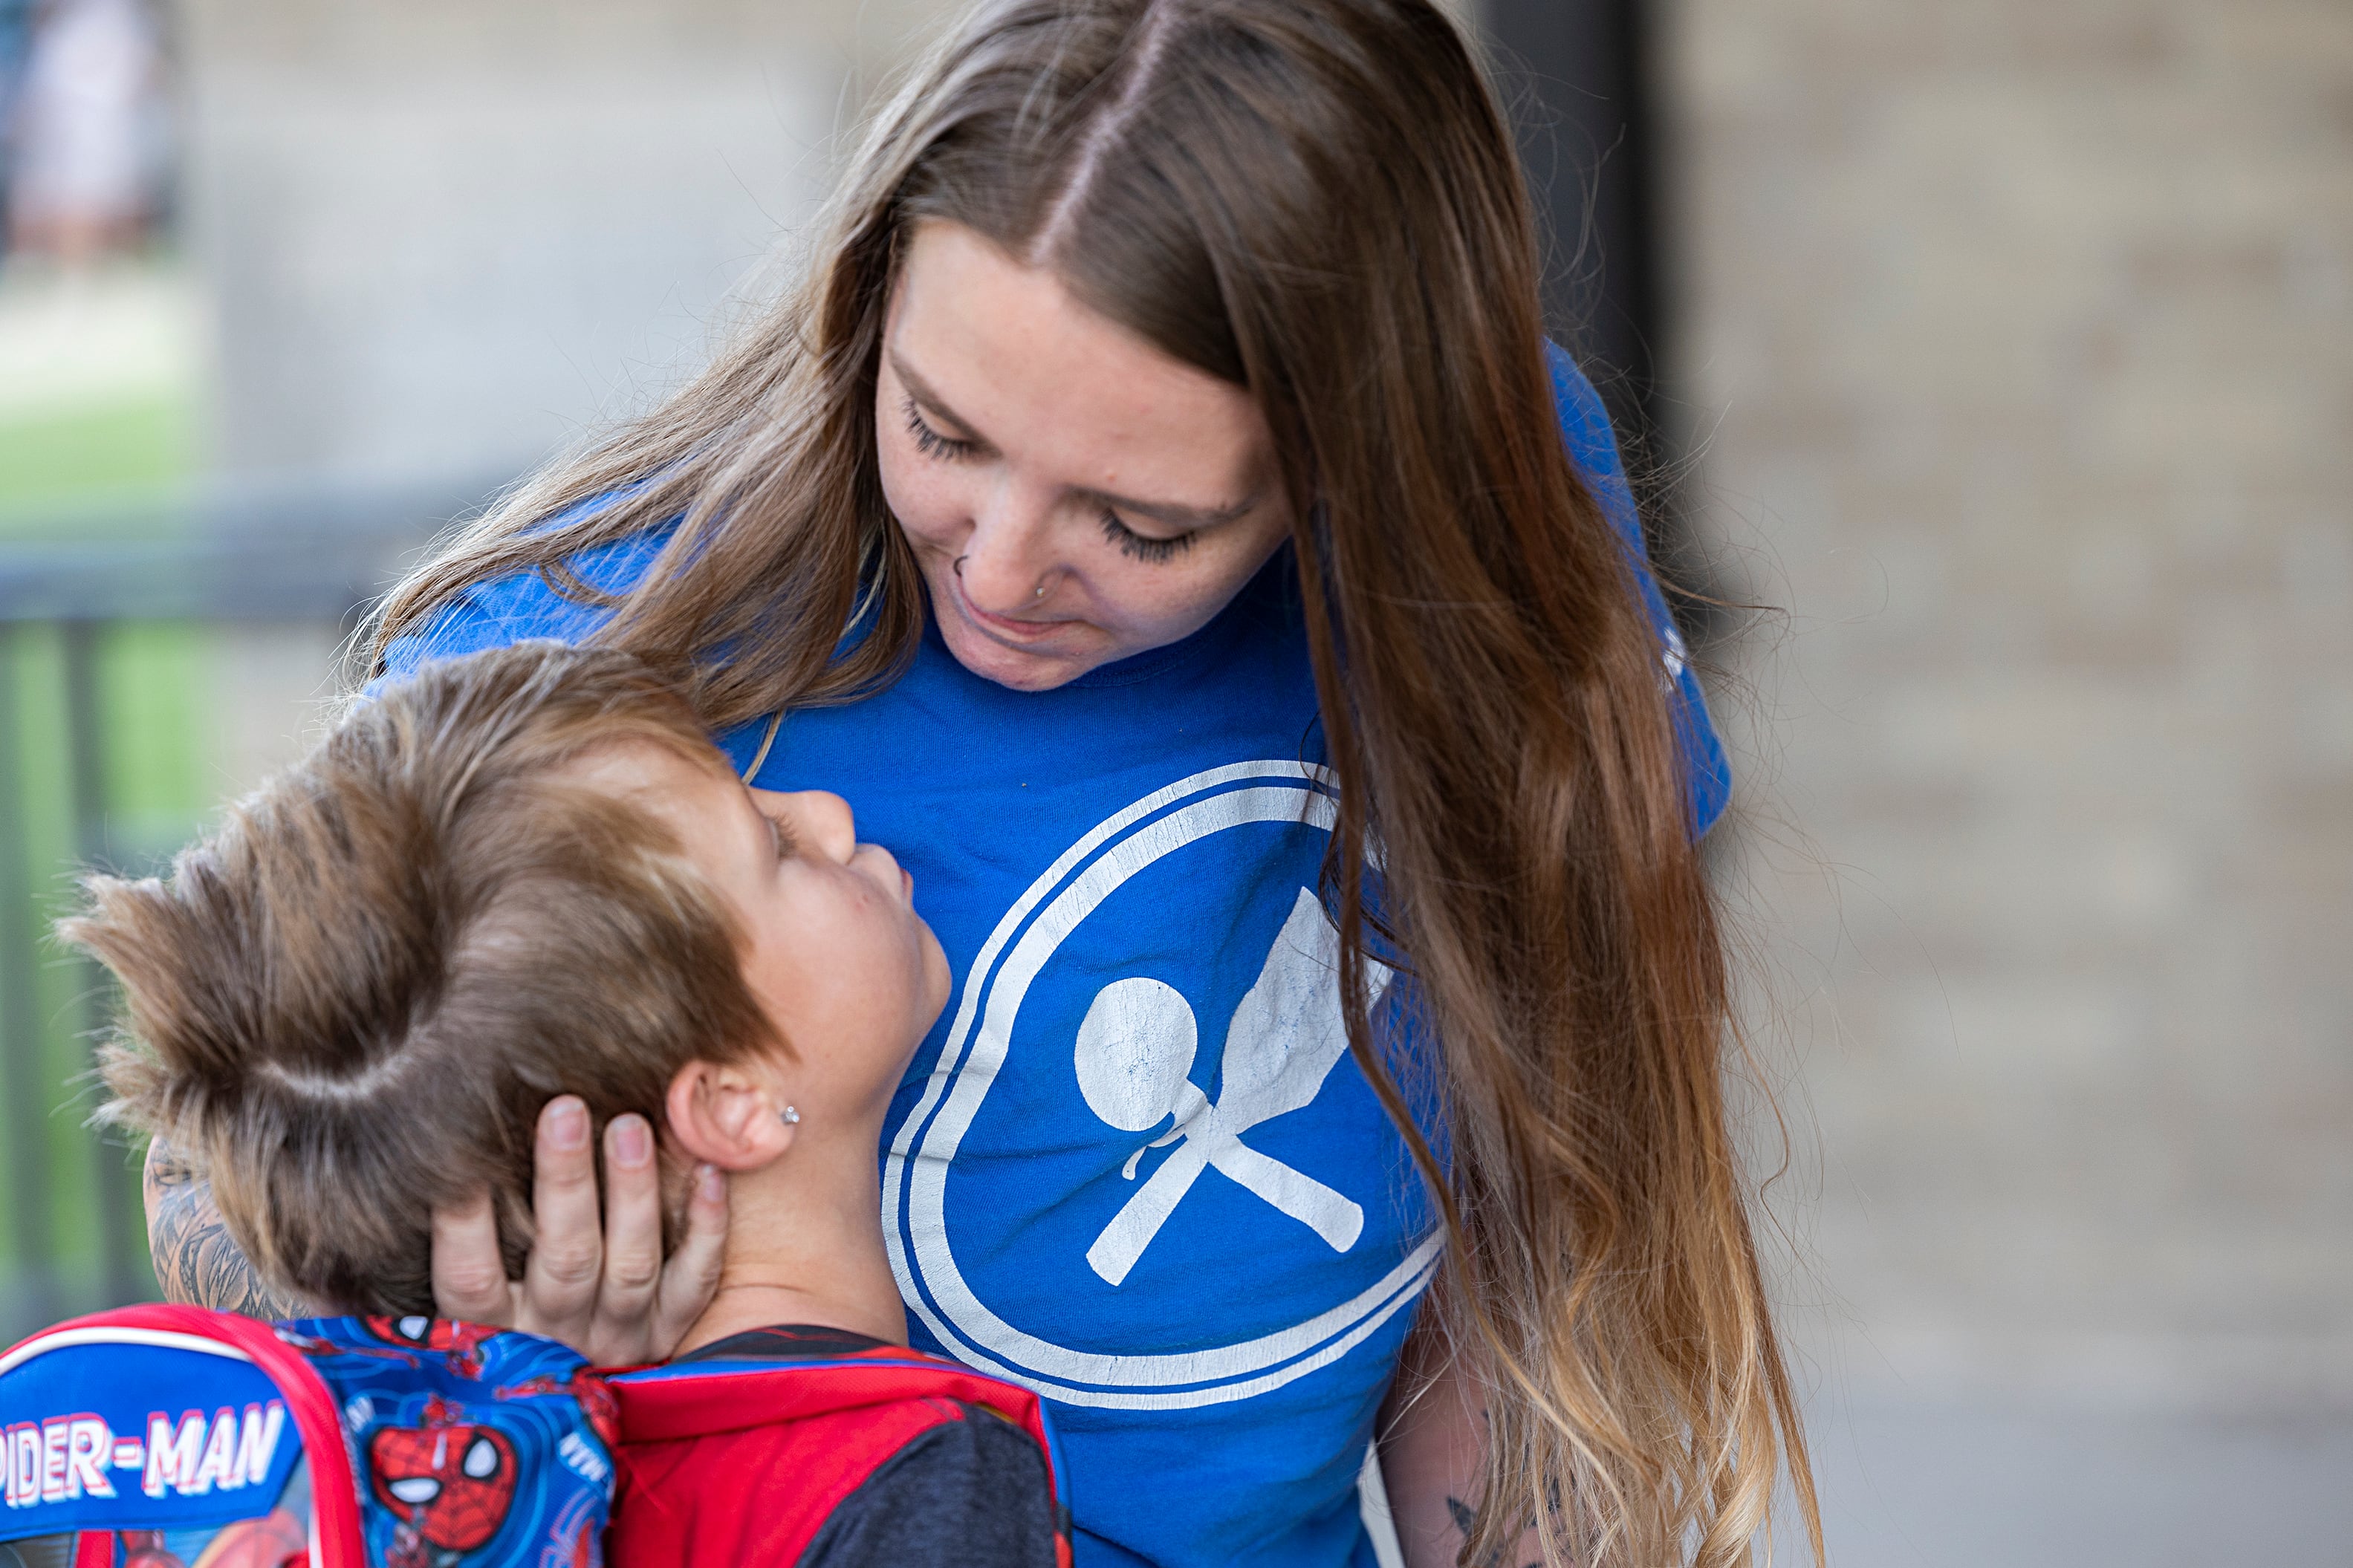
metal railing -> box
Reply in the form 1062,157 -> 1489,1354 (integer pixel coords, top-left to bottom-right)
0,480 -> 478,1341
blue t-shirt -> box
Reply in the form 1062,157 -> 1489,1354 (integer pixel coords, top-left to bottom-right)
376,353 -> 1727,1567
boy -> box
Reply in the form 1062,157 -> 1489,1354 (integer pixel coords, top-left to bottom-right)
66,640 -> 1062,1568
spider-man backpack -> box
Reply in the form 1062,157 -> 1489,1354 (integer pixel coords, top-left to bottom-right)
0,1304 -> 613,1568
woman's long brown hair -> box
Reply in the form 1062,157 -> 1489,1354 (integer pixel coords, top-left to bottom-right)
368,0 -> 1819,1559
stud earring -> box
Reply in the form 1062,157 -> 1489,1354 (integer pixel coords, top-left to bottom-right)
779,1105 -> 801,1126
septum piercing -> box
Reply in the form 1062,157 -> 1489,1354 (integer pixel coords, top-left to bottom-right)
779,1105 -> 800,1126
951,554 -> 1052,603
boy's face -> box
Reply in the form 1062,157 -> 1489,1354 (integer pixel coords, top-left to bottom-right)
579,744 -> 952,1106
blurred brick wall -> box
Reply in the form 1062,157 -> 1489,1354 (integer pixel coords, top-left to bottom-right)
1664,0 -> 2353,1416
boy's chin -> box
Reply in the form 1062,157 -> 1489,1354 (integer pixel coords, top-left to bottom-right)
918,937 -> 952,1026
893,983 -> 951,1081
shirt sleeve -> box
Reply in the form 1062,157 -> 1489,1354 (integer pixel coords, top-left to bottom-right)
363,515 -> 678,699
1544,342 -> 1734,837
796,1406 -> 1059,1568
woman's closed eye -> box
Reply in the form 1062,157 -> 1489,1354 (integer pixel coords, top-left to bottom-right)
903,396 -> 977,461
765,811 -> 796,864
902,389 -> 1198,564
1100,510 -> 1196,564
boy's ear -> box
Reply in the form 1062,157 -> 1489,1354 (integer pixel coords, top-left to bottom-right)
665,1059 -> 796,1172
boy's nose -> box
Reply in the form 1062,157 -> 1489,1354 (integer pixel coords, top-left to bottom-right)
783,790 -> 858,865
750,786 -> 858,865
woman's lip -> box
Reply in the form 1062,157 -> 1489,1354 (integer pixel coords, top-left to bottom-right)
900,867 -> 914,899
953,575 -> 1068,643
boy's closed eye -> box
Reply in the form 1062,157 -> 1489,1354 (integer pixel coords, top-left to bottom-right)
763,810 -> 796,865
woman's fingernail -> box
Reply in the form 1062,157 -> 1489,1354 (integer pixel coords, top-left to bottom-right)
547,1098 -> 588,1151
698,1164 -> 725,1203
611,1116 -> 650,1167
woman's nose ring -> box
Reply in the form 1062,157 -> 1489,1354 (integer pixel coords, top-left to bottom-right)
950,556 -> 1051,602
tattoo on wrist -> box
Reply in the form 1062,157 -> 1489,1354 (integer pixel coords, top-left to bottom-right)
1444,1497 -> 1539,1568
145,1142 -> 298,1320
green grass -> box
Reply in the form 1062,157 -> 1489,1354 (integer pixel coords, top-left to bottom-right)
0,397 -> 195,527
5,629 -> 111,1294
0,378 -> 211,1326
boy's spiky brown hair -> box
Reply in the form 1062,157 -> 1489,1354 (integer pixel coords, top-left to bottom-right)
65,640 -> 773,1315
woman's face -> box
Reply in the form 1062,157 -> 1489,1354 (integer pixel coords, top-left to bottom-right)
876,220 -> 1294,692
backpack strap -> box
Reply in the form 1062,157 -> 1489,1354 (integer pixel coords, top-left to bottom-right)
612,1351 -> 1071,1568
0,1303 -> 363,1566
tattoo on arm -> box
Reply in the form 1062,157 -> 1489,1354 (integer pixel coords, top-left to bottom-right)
1444,1498 -> 1539,1568
144,1141 -> 299,1320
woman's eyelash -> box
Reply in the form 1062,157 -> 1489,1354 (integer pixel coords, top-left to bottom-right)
903,397 -> 975,460
766,814 -> 796,864
899,391 -> 1190,562
1100,510 -> 1196,564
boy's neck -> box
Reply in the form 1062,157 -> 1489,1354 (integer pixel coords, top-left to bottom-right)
673,1116 -> 908,1356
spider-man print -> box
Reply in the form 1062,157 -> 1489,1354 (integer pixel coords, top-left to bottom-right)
368,1315 -> 506,1378
277,1322 -> 421,1368
272,1313 -> 613,1566
498,1371 -> 619,1449
369,1396 -> 519,1564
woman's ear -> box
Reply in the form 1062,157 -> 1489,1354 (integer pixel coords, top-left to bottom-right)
665,1059 -> 796,1172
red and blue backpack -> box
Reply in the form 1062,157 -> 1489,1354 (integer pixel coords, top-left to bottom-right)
0,1305 -> 614,1567
0,1307 -> 1071,1567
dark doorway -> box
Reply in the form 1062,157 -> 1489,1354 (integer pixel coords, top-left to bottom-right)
1478,0 -> 1665,456
1477,0 -> 1737,648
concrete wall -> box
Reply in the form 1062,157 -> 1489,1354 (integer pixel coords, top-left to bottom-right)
1663,1 -> 2353,1558
175,0 -> 948,489
166,0 -> 965,800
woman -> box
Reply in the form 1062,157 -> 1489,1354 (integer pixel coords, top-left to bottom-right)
152,0 -> 1817,1562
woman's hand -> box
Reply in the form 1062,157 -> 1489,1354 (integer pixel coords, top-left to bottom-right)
430,1096 -> 730,1365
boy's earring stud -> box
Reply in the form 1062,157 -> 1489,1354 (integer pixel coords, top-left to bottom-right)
779,1105 -> 801,1125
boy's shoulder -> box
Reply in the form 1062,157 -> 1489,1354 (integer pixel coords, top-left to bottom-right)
609,1326 -> 1069,1568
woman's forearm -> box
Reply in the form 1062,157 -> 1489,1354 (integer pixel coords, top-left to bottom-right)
1378,1314 -> 1542,1568
143,1137 -> 299,1319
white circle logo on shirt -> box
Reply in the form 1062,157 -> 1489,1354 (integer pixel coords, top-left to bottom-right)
883,761 -> 1441,1411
